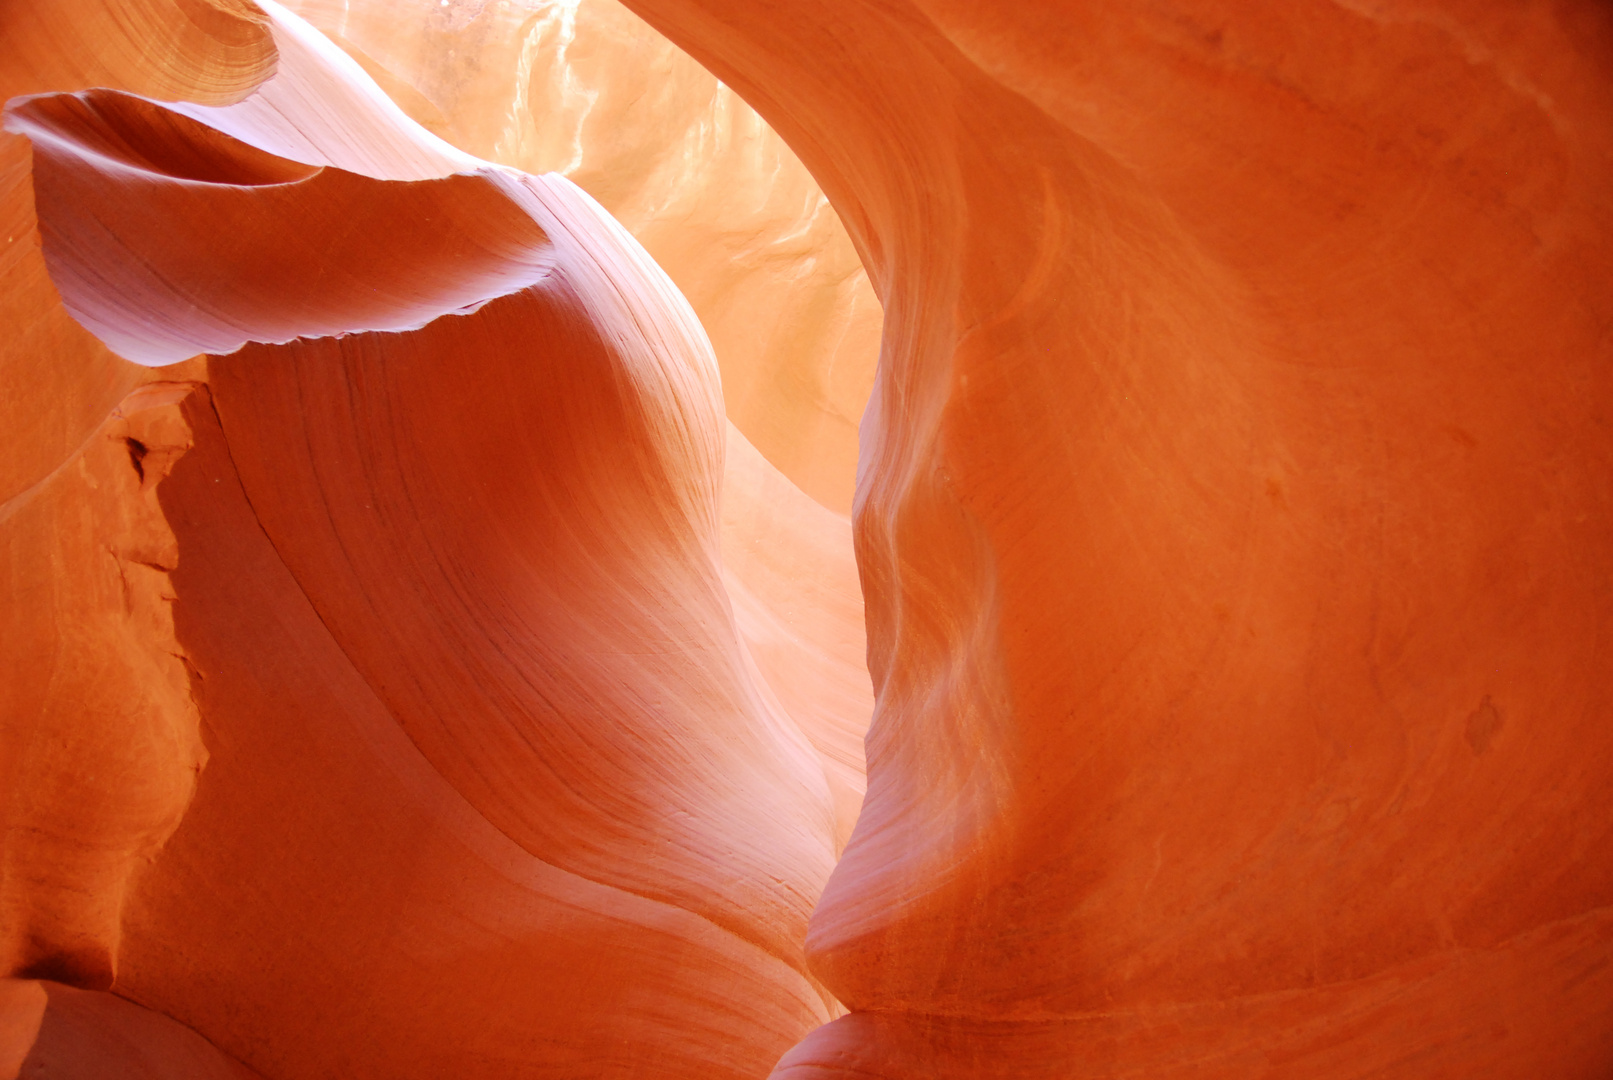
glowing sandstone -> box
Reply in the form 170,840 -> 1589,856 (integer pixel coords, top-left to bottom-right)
277,0 -> 883,513
721,423 -> 871,849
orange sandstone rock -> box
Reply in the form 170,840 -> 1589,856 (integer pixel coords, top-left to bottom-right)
0,0 -> 271,507
115,384 -> 835,1078
9,0 -> 1605,1076
722,422 -> 871,850
0,22 -> 272,965
0,980 -> 46,1079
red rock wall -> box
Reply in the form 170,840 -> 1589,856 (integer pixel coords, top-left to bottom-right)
0,0 -> 265,992
0,384 -> 203,990
0,0 -> 273,991
612,0 -> 1613,1075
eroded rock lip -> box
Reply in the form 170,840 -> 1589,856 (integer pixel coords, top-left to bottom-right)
6,88 -> 557,365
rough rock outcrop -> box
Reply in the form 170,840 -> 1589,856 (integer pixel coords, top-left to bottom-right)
0,383 -> 201,991
610,0 -> 1613,1076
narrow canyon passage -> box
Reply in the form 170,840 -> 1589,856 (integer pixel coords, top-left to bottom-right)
2,2 -> 1612,1079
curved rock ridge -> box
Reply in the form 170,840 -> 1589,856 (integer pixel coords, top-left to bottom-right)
3,1 -> 872,1076
185,173 -> 838,974
7,90 -> 555,365
168,0 -> 481,180
114,383 -> 838,1079
609,0 -> 1613,1076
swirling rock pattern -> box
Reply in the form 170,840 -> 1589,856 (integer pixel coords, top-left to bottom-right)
0,0 -> 273,507
1,2 -> 869,1077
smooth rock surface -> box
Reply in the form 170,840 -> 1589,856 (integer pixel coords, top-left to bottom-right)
721,423 -> 871,849
610,0 -> 1613,1075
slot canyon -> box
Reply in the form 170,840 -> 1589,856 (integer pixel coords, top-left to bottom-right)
1,0 -> 1610,1076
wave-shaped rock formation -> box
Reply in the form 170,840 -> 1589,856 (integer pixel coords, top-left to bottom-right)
3,0 -> 1612,1078
276,0 -> 883,514
1,1 -> 868,1076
